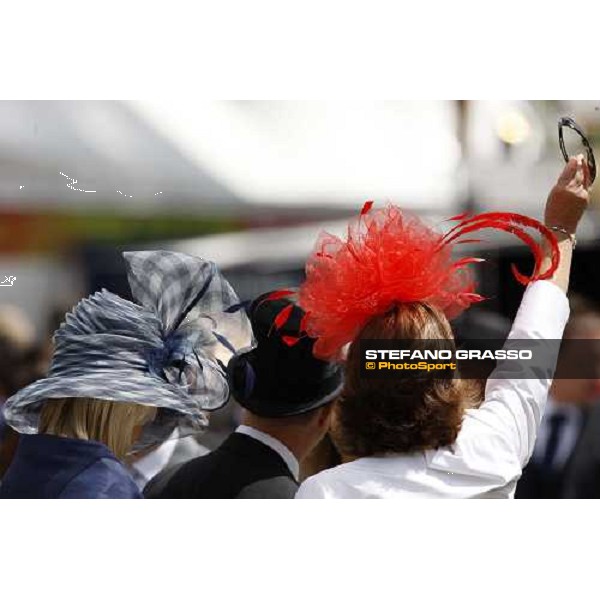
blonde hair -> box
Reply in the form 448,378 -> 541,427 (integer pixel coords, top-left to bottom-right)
39,398 -> 156,459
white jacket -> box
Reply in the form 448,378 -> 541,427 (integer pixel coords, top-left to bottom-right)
296,281 -> 570,499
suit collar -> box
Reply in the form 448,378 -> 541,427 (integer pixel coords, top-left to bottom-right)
235,425 -> 299,481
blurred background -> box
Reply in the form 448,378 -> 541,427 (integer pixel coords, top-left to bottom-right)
0,101 -> 600,336
3,100 -> 600,494
1,100 -> 600,328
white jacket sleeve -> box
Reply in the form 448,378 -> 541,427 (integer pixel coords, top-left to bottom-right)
295,476 -> 328,499
426,281 -> 569,488
479,280 -> 569,465
460,281 -> 570,466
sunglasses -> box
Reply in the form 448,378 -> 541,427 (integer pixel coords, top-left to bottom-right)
558,116 -> 597,184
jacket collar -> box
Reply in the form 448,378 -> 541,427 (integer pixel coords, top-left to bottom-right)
235,425 -> 299,481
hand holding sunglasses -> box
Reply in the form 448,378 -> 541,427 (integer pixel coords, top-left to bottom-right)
545,151 -> 592,246
558,116 -> 597,185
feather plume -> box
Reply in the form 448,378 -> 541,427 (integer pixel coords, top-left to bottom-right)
297,203 -> 559,360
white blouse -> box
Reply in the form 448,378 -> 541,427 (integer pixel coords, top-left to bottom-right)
295,280 -> 570,499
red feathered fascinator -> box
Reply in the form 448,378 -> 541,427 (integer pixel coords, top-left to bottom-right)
269,202 -> 560,361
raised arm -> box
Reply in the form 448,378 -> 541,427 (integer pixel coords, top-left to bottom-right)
541,154 -> 591,293
448,156 -> 592,478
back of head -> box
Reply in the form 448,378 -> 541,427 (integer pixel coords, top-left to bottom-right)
337,302 -> 480,459
228,293 -> 343,419
3,250 -> 253,451
293,202 -> 562,459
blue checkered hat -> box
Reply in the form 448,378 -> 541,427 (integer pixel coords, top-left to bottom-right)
3,251 -> 253,446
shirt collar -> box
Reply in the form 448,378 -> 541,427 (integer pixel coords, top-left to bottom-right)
130,438 -> 178,487
235,425 -> 300,481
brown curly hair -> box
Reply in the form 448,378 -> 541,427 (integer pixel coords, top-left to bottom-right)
332,302 -> 482,459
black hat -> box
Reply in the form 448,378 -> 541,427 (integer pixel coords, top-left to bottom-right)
227,292 -> 343,418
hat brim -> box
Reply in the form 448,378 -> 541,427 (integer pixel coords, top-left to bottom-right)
227,351 -> 343,418
233,381 -> 343,418
2,369 -> 225,437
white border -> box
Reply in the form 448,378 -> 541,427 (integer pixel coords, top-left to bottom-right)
3,2 -> 600,597
1,1 -> 599,99
2,500 -> 599,599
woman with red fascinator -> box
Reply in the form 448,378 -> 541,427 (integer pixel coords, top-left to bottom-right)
289,156 -> 591,499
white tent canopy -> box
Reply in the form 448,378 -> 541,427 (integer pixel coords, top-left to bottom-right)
131,100 -> 462,210
0,100 -> 596,217
0,100 -> 239,212
0,100 -> 462,215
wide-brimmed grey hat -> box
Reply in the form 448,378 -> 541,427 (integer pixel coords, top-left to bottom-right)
2,250 -> 253,447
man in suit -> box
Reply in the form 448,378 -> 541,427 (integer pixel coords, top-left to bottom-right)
128,430 -> 210,491
144,292 -> 343,499
516,308 -> 600,498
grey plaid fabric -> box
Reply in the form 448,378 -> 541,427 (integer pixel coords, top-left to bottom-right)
3,251 -> 253,447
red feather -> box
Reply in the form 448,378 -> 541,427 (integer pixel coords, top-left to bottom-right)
439,212 -> 558,283
459,292 -> 486,303
281,335 -> 301,347
297,203 -> 560,360
361,200 -> 374,216
455,238 -> 483,245
452,257 -> 486,270
299,311 -> 311,334
446,212 -> 471,222
263,289 -> 295,302
273,304 -> 294,330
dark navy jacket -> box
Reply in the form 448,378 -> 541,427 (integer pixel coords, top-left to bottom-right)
0,434 -> 141,499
